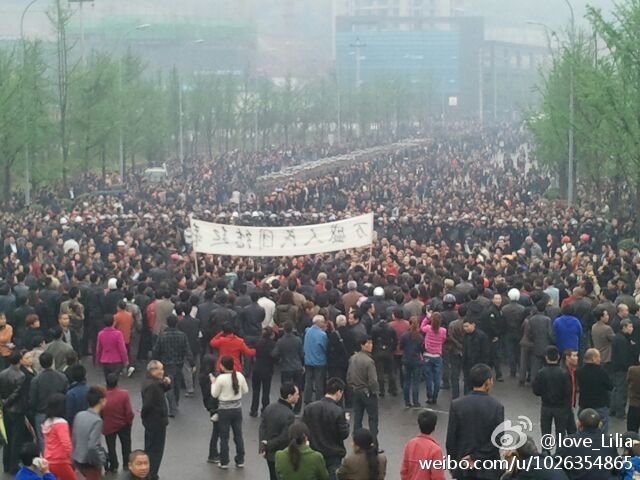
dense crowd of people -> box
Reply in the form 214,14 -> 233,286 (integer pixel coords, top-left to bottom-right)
0,121 -> 640,479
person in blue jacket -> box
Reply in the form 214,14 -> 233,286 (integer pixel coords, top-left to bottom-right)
15,442 -> 56,480
303,315 -> 328,405
552,312 -> 582,353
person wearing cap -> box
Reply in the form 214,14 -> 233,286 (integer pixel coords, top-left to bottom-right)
501,289 -> 525,379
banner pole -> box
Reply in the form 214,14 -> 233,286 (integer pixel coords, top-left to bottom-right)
189,214 -> 200,278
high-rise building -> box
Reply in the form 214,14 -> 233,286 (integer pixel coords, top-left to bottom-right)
338,0 -> 455,17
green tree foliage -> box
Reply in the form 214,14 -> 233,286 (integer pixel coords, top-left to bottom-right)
530,0 -> 640,222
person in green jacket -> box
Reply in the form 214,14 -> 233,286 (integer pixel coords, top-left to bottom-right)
275,422 -> 329,480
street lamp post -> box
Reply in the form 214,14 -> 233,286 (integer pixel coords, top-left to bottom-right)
528,11 -> 575,205
176,39 -> 205,167
564,0 -> 576,207
20,0 -> 40,206
179,83 -> 184,166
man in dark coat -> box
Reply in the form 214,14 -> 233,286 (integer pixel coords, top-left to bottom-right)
527,300 -> 554,383
446,363 -> 504,480
576,348 -> 613,434
141,360 -> 171,480
272,322 -> 304,414
501,289 -> 525,378
479,293 -> 505,382
556,409 -> 619,480
83,273 -> 105,357
532,346 -> 572,452
258,382 -> 299,480
462,317 -> 490,394
302,377 -> 350,480
610,319 -> 636,419
196,289 -> 219,350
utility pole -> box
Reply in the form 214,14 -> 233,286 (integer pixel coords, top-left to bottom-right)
478,47 -> 484,126
179,83 -> 184,166
492,47 -> 497,121
564,0 -> 576,207
20,0 -> 39,206
68,0 -> 89,64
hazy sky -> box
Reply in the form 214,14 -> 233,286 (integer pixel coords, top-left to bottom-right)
0,0 -> 617,48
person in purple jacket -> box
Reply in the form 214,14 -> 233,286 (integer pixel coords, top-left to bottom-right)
96,314 -> 129,381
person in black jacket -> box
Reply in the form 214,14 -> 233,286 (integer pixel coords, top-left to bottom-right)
527,299 -> 554,385
462,317 -> 490,394
327,316 -> 349,387
502,289 -> 526,378
446,363 -> 504,480
371,318 -> 398,397
272,322 -> 304,414
576,348 -> 613,434
611,319 -> 636,419
556,408 -> 619,480
532,346 -> 572,453
302,377 -> 350,480
198,354 -> 220,464
479,293 -> 505,382
241,291 -> 265,378
176,303 -> 200,397
259,382 -> 299,480
0,352 -> 27,474
250,327 -> 276,417
141,360 -> 171,480
83,274 -> 105,357
196,289 -> 220,352
241,292 -> 265,340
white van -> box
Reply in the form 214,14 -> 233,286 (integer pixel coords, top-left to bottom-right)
143,165 -> 168,183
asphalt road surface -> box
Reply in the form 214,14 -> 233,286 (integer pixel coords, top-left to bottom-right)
0,361 -> 629,480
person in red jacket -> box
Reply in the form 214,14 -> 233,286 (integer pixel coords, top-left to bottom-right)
102,373 -> 134,473
42,393 -> 77,480
401,410 -> 445,480
210,323 -> 256,372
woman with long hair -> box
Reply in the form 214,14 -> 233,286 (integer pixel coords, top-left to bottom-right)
211,355 -> 249,469
421,312 -> 447,405
198,354 -> 220,464
275,290 -> 299,328
274,421 -> 328,480
41,393 -> 77,480
399,317 -> 424,407
337,428 -> 387,480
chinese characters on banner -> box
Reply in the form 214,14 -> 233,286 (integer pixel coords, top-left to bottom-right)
189,213 -> 374,257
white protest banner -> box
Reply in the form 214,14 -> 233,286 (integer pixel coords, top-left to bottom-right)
190,213 -> 374,257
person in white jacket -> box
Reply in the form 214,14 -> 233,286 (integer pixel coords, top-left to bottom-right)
211,355 -> 249,470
